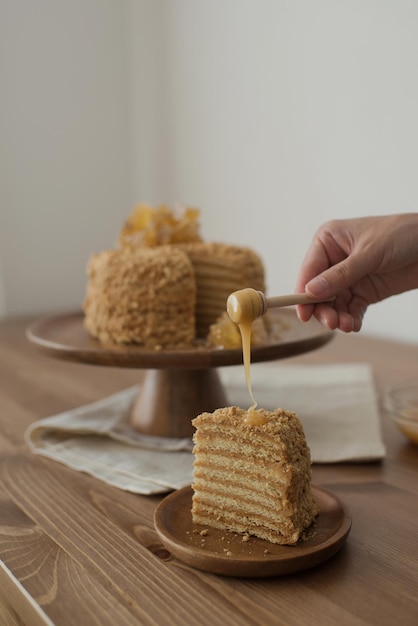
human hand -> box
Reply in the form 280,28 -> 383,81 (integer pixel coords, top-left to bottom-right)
295,213 -> 418,332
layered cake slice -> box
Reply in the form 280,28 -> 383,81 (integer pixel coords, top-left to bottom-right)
179,242 -> 266,338
191,406 -> 318,545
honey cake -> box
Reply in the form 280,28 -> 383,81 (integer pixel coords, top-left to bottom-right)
191,406 -> 318,545
84,204 -> 267,348
83,246 -> 196,347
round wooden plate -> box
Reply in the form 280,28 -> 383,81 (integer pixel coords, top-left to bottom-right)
154,485 -> 351,577
26,309 -> 333,369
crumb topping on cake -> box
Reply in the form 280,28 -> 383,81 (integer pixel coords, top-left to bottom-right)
83,246 -> 196,347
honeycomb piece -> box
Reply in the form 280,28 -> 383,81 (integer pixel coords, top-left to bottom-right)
118,204 -> 203,248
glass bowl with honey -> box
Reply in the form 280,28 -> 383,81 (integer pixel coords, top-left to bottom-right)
384,381 -> 418,445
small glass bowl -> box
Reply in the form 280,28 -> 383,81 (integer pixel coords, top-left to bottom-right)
384,381 -> 418,445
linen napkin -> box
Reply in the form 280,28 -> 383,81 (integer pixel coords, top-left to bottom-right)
25,362 -> 386,495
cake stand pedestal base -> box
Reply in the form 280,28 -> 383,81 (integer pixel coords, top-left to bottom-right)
130,368 -> 229,438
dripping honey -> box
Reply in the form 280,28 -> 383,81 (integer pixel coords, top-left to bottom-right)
226,288 -> 267,425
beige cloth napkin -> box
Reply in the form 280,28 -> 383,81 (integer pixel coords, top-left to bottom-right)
25,362 -> 386,495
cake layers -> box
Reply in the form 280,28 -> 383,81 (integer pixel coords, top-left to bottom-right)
179,243 -> 266,338
83,246 -> 196,347
191,406 -> 317,545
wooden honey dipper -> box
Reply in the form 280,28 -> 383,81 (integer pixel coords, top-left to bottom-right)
227,288 -> 335,325
226,287 -> 335,420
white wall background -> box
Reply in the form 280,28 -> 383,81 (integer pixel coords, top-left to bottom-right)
1,0 -> 418,343
0,0 -> 133,316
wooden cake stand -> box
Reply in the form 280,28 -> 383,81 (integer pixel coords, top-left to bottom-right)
26,310 -> 333,439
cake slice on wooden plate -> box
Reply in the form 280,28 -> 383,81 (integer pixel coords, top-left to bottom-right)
191,405 -> 318,545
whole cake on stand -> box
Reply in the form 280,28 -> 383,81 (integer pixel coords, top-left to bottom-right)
83,204 -> 267,348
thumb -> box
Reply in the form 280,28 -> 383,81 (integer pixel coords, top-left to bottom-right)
305,257 -> 364,298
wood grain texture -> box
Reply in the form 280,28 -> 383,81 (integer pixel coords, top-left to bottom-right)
1,316 -> 418,626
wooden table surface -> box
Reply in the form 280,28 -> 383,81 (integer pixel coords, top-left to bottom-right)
1,315 -> 417,626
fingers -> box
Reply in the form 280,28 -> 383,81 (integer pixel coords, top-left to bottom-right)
313,303 -> 340,330
295,302 -> 314,322
312,304 -> 356,333
297,292 -> 369,333
348,296 -> 368,331
338,312 -> 356,332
